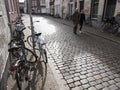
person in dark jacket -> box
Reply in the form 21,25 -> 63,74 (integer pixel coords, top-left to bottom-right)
79,10 -> 85,33
72,9 -> 80,34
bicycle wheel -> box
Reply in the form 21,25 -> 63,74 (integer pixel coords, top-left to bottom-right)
11,47 -> 37,63
15,70 -> 22,90
27,35 -> 33,48
41,49 -> 48,64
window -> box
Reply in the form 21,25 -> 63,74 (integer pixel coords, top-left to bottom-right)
40,0 -> 45,5
75,2 -> 77,10
32,1 -> 37,7
91,0 -> 99,18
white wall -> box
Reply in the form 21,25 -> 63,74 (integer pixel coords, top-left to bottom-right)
0,0 -> 11,82
45,0 -> 50,14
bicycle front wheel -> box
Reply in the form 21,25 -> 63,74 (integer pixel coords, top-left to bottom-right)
41,49 -> 48,64
27,35 -> 34,48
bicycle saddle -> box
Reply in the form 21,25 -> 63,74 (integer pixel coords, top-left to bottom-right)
35,33 -> 41,36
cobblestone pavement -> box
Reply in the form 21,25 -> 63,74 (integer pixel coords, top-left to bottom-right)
25,15 -> 120,90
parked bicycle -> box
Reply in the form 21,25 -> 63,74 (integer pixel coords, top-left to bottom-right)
27,22 -> 48,64
8,19 -> 38,90
101,17 -> 120,36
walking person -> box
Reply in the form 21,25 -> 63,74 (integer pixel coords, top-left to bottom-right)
72,8 -> 80,34
79,10 -> 85,33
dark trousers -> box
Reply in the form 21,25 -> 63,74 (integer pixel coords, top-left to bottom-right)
73,23 -> 78,34
80,21 -> 83,31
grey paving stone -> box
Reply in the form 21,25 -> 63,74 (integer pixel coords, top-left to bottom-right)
80,71 -> 87,75
109,85 -> 118,90
102,82 -> 110,87
115,82 -> 120,88
94,75 -> 102,80
102,87 -> 110,90
82,84 -> 90,89
80,75 -> 87,79
74,73 -> 80,77
108,75 -> 115,80
73,77 -> 80,81
102,77 -> 110,82
88,87 -> 97,90
74,81 -> 81,86
86,73 -> 93,77
72,87 -> 81,90
68,83 -> 75,88
81,79 -> 89,84
96,79 -> 103,84
95,84 -> 104,89
108,80 -> 116,85
114,78 -> 120,82
67,79 -> 74,84
89,81 -> 97,86
101,73 -> 108,78
87,77 -> 96,82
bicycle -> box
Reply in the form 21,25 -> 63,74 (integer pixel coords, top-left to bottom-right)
26,22 -> 48,90
27,24 -> 48,64
8,20 -> 38,90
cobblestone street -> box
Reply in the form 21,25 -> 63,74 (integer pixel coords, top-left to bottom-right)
24,15 -> 120,90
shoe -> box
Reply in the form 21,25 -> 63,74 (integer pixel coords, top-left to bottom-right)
79,31 -> 82,33
74,32 -> 77,34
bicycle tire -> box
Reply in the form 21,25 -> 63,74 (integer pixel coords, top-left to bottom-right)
27,35 -> 33,48
12,47 -> 37,63
27,35 -> 48,64
41,49 -> 48,64
15,70 -> 22,90
34,48 -> 48,64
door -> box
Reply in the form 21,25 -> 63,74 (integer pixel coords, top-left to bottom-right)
79,0 -> 84,12
103,0 -> 117,19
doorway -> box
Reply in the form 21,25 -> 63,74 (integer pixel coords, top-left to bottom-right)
103,0 -> 117,19
79,0 -> 84,12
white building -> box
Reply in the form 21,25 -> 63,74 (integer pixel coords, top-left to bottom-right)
54,0 -> 61,17
46,0 -> 50,14
54,0 -> 69,18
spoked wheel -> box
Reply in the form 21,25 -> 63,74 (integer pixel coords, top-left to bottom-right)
15,70 -> 22,90
31,48 -> 47,90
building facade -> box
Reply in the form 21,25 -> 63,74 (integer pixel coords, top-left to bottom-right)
63,0 -> 120,28
49,0 -> 54,15
24,0 -> 46,14
0,0 -> 11,89
5,0 -> 20,33
46,0 -> 50,14
75,0 -> 120,28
